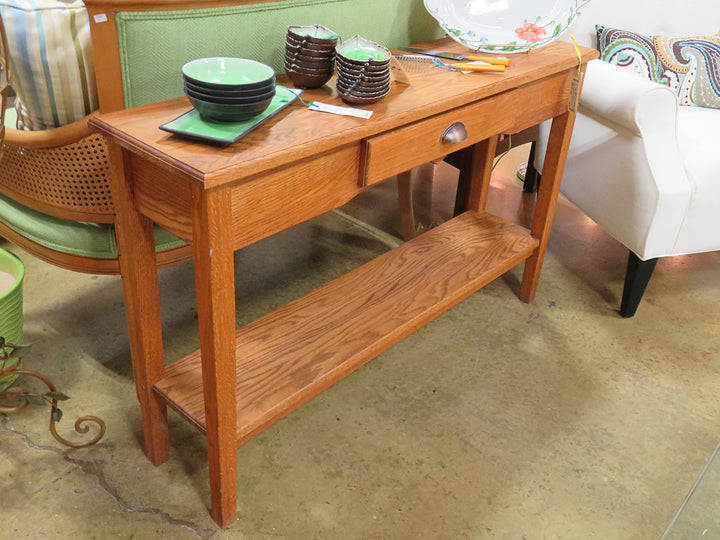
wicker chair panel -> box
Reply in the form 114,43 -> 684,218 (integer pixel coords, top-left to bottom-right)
0,132 -> 115,219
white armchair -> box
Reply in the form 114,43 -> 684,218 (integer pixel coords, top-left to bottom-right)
536,2 -> 720,317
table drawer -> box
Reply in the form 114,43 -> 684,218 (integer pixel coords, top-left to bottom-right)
360,70 -> 573,186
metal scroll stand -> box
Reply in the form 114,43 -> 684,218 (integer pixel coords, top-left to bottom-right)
0,19 -> 105,448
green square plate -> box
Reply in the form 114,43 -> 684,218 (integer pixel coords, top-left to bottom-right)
160,86 -> 303,144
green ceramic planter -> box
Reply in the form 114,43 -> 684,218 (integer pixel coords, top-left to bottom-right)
0,248 -> 24,392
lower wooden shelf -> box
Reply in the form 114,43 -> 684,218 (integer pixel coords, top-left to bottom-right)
154,211 -> 538,446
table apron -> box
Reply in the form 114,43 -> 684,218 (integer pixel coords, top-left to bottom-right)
129,144 -> 362,250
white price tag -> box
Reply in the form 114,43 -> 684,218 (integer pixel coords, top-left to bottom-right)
309,101 -> 373,119
93,13 -> 108,23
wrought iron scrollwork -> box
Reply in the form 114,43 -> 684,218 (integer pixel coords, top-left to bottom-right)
1,349 -> 105,448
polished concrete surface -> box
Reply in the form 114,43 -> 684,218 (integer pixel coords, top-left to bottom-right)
1,145 -> 719,538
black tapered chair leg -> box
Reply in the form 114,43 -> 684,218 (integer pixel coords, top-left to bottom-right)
620,251 -> 658,318
522,141 -> 540,193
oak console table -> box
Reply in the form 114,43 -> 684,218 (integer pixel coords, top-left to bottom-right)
90,38 -> 597,527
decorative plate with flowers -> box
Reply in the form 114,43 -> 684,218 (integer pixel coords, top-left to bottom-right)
423,0 -> 591,53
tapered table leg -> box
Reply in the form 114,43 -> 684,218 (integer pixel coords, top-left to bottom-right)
456,136 -> 499,215
520,110 -> 576,302
190,184 -> 238,527
397,170 -> 416,241
106,141 -> 169,465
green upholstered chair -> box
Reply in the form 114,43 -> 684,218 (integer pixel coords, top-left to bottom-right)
0,0 -> 190,274
0,0 -> 443,273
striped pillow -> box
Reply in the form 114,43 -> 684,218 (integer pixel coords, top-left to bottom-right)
0,0 -> 98,130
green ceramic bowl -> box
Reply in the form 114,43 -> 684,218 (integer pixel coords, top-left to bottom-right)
182,57 -> 275,90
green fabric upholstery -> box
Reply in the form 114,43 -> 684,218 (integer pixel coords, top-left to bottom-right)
116,0 -> 443,107
3,105 -> 16,128
0,193 -> 184,259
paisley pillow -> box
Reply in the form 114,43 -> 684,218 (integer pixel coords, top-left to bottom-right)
596,24 -> 720,109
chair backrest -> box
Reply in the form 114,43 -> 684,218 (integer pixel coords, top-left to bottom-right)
82,0 -> 443,113
566,0 -> 720,48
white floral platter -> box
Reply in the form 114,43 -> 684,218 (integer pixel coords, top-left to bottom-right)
423,0 -> 591,53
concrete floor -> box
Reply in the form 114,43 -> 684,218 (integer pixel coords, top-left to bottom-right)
1,145 -> 719,539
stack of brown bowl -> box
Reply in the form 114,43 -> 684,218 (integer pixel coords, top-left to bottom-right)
335,35 -> 392,105
284,25 -> 338,89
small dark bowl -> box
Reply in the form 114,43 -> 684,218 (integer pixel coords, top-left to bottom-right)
187,94 -> 273,122
185,85 -> 276,105
285,68 -> 333,89
336,63 -> 391,78
336,56 -> 391,73
283,54 -> 334,71
285,35 -> 337,52
336,79 -> 391,96
335,35 -> 392,67
184,78 -> 275,98
337,87 -> 390,105
285,42 -> 337,59
336,70 -> 391,87
286,24 -> 338,45
284,61 -> 334,76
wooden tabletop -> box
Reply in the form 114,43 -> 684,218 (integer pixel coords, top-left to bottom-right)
90,38 -> 597,189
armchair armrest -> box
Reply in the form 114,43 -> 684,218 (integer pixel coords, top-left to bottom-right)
536,59 -> 692,258
580,59 -> 678,137
4,112 -> 98,148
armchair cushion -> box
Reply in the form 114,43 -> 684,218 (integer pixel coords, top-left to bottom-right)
0,192 -> 183,258
596,24 -> 720,109
0,0 -> 98,130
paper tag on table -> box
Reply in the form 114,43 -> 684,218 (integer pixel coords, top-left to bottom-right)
309,102 -> 373,119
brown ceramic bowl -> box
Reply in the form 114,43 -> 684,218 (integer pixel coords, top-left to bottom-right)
285,34 -> 337,52
337,87 -> 390,105
286,24 -> 338,45
336,56 -> 390,73
336,64 -> 391,83
336,79 -> 391,96
336,69 -> 391,88
285,68 -> 333,89
285,40 -> 337,58
335,35 -> 392,67
283,54 -> 334,71
284,61 -> 334,76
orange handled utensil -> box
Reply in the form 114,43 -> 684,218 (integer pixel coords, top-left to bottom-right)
399,47 -> 512,67
452,62 -> 506,73
465,55 -> 511,66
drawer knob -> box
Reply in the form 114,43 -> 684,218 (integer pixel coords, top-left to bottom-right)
441,122 -> 468,144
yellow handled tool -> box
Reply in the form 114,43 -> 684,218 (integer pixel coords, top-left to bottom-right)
465,55 -> 511,66
452,63 -> 506,73
399,47 -> 512,67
